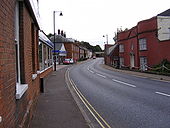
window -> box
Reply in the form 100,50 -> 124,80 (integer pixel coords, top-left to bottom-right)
15,1 -> 20,83
119,57 -> 124,67
131,43 -> 134,50
140,56 -> 147,71
15,1 -> 28,99
31,23 -> 36,73
139,38 -> 147,50
119,44 -> 124,52
39,41 -> 53,71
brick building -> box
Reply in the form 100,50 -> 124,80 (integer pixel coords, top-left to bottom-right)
0,0 -> 53,127
104,44 -> 119,67
105,9 -> 170,70
51,35 -> 89,63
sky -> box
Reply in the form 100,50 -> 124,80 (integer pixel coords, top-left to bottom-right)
39,0 -> 170,49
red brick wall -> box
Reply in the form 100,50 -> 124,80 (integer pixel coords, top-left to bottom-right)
0,0 -> 16,127
16,2 -> 40,127
0,1 -> 41,127
117,16 -> 170,68
40,67 -> 53,78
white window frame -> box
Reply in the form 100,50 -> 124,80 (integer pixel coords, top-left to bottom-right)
140,56 -> 147,71
15,1 -> 28,100
139,38 -> 147,50
119,44 -> 124,53
119,57 -> 124,67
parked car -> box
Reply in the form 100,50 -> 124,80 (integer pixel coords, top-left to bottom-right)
63,59 -> 70,64
93,56 -> 96,59
69,58 -> 74,64
63,58 -> 74,64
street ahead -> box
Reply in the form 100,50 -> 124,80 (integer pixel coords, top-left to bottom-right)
69,58 -> 170,128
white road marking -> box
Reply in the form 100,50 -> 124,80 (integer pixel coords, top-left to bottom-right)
87,67 -> 94,73
96,73 -> 106,78
155,92 -> 170,97
112,79 -> 136,88
89,70 -> 94,73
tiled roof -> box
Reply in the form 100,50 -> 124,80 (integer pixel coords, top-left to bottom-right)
157,9 -> 170,16
50,35 -> 75,43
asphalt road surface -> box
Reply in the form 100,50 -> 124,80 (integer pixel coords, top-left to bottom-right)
69,58 -> 170,128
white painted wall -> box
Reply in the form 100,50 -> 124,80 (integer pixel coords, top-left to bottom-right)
157,16 -> 170,41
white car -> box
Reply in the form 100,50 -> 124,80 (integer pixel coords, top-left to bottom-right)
69,58 -> 74,64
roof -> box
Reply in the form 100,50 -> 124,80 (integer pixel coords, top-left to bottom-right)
25,0 -> 41,29
50,35 -> 75,43
39,31 -> 54,48
157,9 -> 170,16
106,43 -> 118,56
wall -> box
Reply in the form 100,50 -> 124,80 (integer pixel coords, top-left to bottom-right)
0,0 -> 16,127
0,0 -> 43,127
64,43 -> 73,59
157,16 -> 170,41
16,1 -> 40,127
117,16 -> 170,69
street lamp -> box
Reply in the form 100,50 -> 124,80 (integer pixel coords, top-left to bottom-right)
53,11 -> 63,71
103,34 -> 108,44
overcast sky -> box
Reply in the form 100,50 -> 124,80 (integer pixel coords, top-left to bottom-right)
39,0 -> 170,49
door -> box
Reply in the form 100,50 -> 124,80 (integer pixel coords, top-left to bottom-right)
130,54 -> 135,68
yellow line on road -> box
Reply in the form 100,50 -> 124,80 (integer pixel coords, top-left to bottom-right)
67,69 -> 111,128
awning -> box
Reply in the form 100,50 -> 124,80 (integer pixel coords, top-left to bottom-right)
39,31 -> 54,48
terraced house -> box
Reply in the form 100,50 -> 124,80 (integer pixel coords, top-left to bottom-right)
105,9 -> 170,71
0,0 -> 53,127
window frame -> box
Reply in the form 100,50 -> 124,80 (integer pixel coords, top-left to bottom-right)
140,56 -> 147,71
139,38 -> 147,51
119,57 -> 124,67
119,44 -> 124,53
15,1 -> 28,100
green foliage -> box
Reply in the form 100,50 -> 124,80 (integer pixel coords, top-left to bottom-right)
151,59 -> 170,74
80,41 -> 102,53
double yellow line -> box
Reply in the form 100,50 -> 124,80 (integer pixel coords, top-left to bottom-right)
67,69 -> 111,128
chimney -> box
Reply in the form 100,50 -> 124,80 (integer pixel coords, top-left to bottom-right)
63,32 -> 66,37
61,30 -> 63,36
58,29 -> 60,35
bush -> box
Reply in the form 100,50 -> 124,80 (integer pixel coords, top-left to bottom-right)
150,59 -> 170,74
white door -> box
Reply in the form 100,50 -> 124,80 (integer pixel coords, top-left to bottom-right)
130,55 -> 135,68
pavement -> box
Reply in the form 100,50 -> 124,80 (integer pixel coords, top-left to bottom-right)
101,64 -> 170,82
29,64 -> 89,128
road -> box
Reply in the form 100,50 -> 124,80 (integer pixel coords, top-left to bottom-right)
69,58 -> 170,128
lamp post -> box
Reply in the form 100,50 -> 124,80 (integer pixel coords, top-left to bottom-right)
53,11 -> 63,71
103,34 -> 108,44
103,34 -> 108,65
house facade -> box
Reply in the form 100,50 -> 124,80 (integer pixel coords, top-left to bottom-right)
51,35 -> 90,63
0,0 -> 53,127
106,9 -> 170,70
104,44 -> 119,67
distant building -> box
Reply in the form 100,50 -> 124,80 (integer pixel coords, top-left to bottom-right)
50,35 -> 90,62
